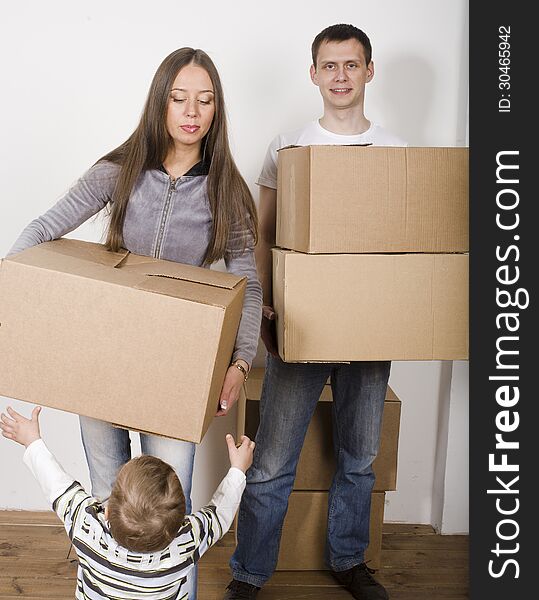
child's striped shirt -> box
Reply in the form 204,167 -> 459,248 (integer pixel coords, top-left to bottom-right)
23,439 -> 246,599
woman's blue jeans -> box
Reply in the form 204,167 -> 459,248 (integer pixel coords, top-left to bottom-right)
230,355 -> 390,587
79,415 -> 197,598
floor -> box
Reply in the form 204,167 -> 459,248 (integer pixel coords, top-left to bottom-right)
0,511 -> 468,599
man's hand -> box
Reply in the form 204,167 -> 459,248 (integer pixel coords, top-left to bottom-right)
216,363 -> 247,417
261,305 -> 279,357
225,433 -> 255,473
0,406 -> 42,447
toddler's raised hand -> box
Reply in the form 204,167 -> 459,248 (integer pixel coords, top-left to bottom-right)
0,406 -> 42,447
226,434 -> 255,473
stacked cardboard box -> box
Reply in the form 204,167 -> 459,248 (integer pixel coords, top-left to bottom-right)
273,145 -> 469,362
246,145 -> 468,570
237,368 -> 401,570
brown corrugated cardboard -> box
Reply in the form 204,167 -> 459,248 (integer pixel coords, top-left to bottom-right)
0,238 -> 246,443
276,146 -> 468,254
273,249 -> 468,362
240,369 -> 400,491
277,491 -> 385,570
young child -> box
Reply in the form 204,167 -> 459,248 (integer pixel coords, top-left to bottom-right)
0,405 -> 255,599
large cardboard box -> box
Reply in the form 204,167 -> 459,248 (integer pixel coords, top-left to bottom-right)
0,239 -> 246,443
277,491 -> 385,570
240,369 -> 400,491
273,249 -> 468,362
277,146 -> 468,254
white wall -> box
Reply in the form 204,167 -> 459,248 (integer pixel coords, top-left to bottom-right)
0,0 -> 469,531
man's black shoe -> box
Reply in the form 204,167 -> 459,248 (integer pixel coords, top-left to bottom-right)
330,563 -> 389,600
223,579 -> 260,599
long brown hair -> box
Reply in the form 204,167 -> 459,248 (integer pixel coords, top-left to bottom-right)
101,48 -> 257,265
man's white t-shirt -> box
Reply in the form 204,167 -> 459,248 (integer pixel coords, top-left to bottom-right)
257,120 -> 407,189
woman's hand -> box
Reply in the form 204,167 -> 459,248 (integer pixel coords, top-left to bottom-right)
216,362 -> 248,417
0,406 -> 42,447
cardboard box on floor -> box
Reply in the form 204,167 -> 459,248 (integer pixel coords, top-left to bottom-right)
277,491 -> 385,570
277,146 -> 468,254
273,250 -> 468,362
239,368 -> 400,491
0,239 -> 246,443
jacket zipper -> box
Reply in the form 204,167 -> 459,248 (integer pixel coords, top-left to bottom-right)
154,177 -> 176,258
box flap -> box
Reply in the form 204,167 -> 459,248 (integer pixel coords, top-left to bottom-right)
134,276 -> 246,308
277,143 -> 372,151
118,253 -> 244,290
8,238 -> 129,268
9,239 -> 243,291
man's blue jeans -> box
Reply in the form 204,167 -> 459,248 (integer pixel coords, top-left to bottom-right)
79,415 -> 198,599
230,355 -> 390,587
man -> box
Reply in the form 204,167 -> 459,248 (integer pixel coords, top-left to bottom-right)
224,24 -> 406,600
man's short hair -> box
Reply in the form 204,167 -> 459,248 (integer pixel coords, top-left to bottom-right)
311,24 -> 372,67
107,455 -> 186,553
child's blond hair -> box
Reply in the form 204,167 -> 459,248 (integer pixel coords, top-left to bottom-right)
107,455 -> 185,553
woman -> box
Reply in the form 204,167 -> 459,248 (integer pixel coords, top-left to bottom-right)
8,47 -> 262,599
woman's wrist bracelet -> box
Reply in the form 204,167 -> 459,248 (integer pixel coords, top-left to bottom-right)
231,360 -> 249,381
